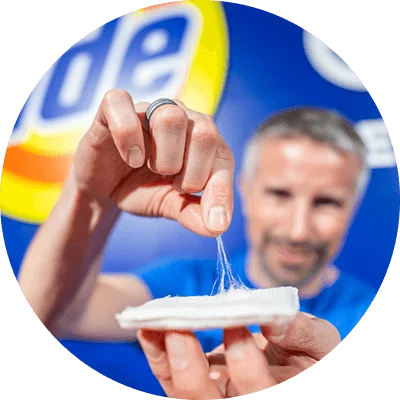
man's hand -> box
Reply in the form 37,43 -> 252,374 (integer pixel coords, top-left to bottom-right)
72,89 -> 234,236
137,313 -> 341,398
19,90 -> 234,339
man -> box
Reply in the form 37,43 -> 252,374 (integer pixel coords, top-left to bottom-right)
18,90 -> 374,386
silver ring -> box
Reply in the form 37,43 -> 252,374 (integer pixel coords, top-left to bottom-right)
145,98 -> 179,134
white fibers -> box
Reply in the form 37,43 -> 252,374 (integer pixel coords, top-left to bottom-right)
212,235 -> 248,295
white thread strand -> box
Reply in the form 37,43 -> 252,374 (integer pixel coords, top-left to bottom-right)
211,235 -> 248,295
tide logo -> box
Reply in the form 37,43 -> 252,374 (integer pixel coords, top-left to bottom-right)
1,0 -> 229,223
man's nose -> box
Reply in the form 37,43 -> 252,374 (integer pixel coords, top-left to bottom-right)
286,201 -> 312,243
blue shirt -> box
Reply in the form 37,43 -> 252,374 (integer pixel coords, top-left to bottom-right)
134,252 -> 376,350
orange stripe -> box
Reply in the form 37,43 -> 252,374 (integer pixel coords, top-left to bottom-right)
141,2 -> 179,12
3,146 -> 72,183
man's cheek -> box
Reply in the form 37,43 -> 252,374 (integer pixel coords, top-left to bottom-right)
314,215 -> 341,240
317,215 -> 348,240
248,219 -> 268,247
255,211 -> 279,234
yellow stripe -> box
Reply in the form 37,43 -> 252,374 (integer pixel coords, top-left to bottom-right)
0,170 -> 62,224
179,0 -> 229,115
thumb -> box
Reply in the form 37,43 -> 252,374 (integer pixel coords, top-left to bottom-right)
261,312 -> 341,360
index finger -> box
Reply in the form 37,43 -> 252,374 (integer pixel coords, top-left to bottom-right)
91,89 -> 146,168
201,134 -> 235,234
172,100 -> 235,234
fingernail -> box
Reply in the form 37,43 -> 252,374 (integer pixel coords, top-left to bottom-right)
139,331 -> 165,361
128,146 -> 144,168
166,333 -> 188,371
208,206 -> 228,231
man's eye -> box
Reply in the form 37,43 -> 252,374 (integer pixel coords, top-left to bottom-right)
264,188 -> 291,198
314,197 -> 343,208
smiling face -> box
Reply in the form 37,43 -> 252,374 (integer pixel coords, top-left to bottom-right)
241,135 -> 363,287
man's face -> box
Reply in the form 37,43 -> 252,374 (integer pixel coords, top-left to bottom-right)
241,136 -> 362,287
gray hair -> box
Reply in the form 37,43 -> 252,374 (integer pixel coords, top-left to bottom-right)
242,107 -> 370,199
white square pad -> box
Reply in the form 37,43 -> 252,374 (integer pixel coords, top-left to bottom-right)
115,286 -> 299,330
